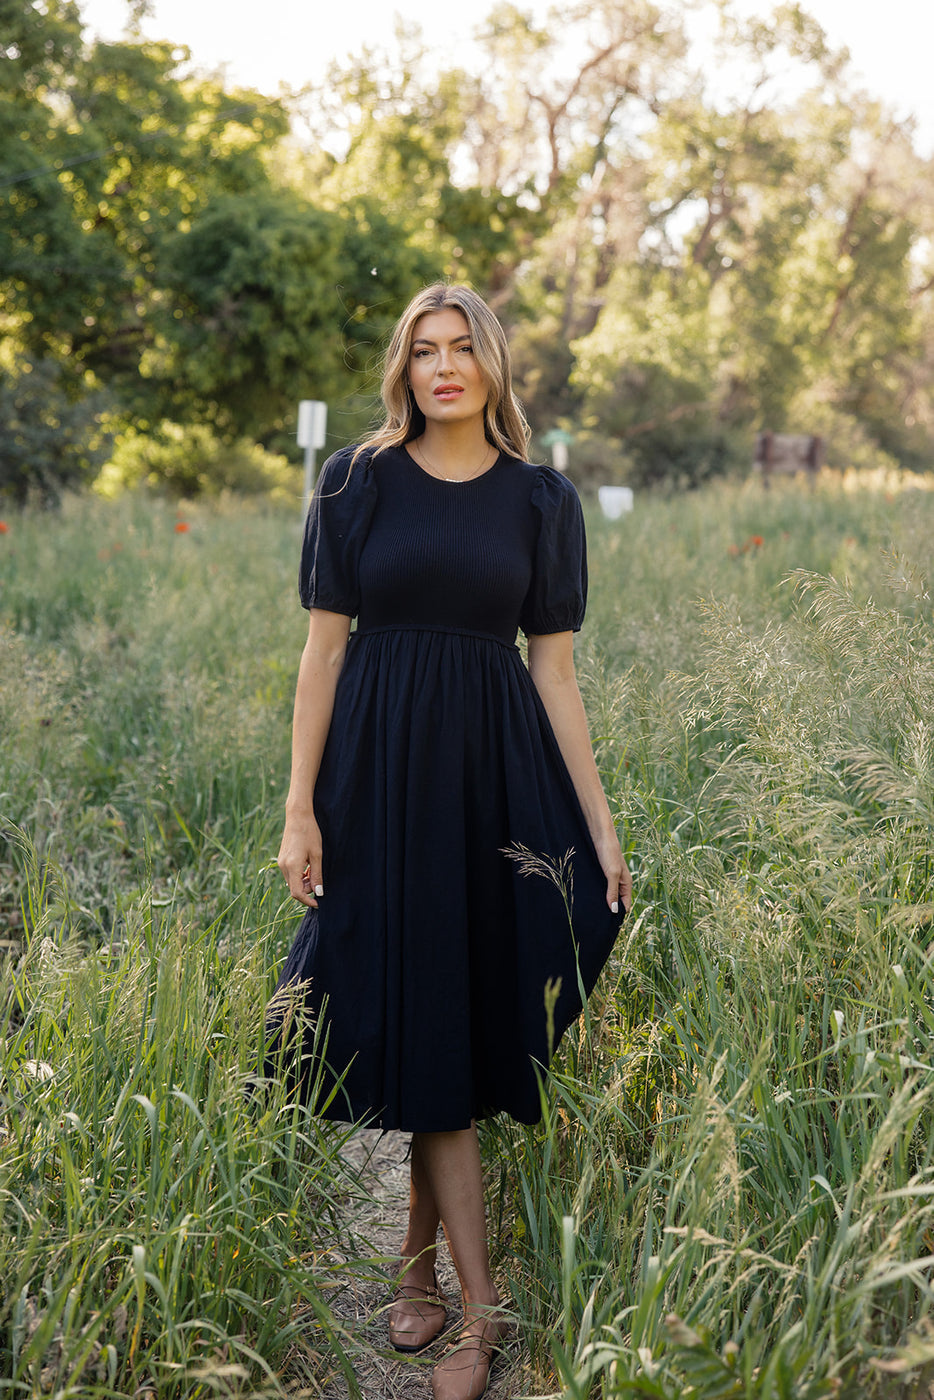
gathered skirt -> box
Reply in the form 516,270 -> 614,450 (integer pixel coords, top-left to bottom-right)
265,624 -> 620,1131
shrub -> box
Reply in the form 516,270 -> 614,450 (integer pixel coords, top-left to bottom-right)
97,421 -> 301,500
622,419 -> 750,490
0,360 -> 114,505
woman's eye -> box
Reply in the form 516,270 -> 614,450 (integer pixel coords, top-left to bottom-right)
458,344 -> 474,354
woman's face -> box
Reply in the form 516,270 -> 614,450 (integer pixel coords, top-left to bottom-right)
408,308 -> 489,429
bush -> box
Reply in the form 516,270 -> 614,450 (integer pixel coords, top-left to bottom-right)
0,360 -> 113,505
535,422 -> 750,495
97,421 -> 301,500
623,419 -> 749,490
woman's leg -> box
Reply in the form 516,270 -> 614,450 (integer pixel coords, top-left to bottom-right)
388,1137 -> 446,1350
412,1124 -> 499,1315
413,1124 -> 505,1400
400,1136 -> 441,1282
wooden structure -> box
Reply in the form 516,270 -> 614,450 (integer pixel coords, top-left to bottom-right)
754,431 -> 824,485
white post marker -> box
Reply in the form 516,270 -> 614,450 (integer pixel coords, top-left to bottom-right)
598,485 -> 634,520
542,428 -> 573,472
298,399 -> 328,515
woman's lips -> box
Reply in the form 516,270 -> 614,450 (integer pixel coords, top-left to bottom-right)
434,385 -> 464,398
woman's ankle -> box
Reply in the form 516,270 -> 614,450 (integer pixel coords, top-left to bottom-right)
460,1286 -> 502,1318
397,1247 -> 438,1285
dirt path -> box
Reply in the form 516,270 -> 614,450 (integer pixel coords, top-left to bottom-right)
312,1128 -> 530,1400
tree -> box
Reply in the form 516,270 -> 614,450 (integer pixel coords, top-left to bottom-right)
1,22 -> 291,398
0,3 -> 433,452
566,6 -> 934,479
299,28 -> 539,298
0,0 -> 120,369
147,188 -> 434,437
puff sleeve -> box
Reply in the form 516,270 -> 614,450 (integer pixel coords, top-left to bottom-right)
519,467 -> 588,636
299,448 -> 377,614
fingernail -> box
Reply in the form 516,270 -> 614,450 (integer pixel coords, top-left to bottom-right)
314,884 -> 324,897
611,901 -> 619,914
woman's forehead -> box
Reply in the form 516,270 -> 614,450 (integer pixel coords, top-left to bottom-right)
411,307 -> 471,345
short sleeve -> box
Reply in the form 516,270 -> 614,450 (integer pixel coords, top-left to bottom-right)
519,467 -> 588,636
299,448 -> 377,614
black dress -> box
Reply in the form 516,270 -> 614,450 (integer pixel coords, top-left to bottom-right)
266,444 -> 620,1132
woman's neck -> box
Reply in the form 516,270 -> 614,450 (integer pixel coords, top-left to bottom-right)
418,419 -> 491,474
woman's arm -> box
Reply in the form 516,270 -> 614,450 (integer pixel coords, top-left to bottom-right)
527,631 -> 632,916
277,608 -> 352,907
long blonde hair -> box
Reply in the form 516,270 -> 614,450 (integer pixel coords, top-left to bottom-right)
352,283 -> 532,467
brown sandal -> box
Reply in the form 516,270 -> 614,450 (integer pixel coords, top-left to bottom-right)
388,1269 -> 447,1353
431,1312 -> 508,1400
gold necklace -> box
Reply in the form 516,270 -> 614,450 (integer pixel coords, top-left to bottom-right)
413,439 -> 495,483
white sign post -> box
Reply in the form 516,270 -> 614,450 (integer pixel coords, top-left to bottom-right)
297,399 -> 328,514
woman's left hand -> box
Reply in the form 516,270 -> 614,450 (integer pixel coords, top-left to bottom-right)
595,832 -> 632,919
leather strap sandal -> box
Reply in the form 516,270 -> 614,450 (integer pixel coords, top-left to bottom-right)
388,1269 -> 447,1353
431,1313 -> 508,1400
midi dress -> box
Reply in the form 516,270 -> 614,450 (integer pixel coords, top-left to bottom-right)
265,443 -> 621,1132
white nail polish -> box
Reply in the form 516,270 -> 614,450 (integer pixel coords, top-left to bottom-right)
611,901 -> 619,914
314,884 -> 324,897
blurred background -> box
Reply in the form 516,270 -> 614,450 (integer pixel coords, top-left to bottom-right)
3,0 -> 933,500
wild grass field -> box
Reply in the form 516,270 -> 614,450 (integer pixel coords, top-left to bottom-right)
2,470 -> 934,1399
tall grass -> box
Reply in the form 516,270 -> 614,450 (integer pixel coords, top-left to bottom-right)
0,824 -> 370,1397
487,479 -> 934,1399
3,473 -> 934,1396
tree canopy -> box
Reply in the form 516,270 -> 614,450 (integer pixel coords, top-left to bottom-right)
2,0 -> 932,495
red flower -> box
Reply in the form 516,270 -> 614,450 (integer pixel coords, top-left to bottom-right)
751,535 -> 764,547
0,521 -> 8,534
174,521 -> 190,534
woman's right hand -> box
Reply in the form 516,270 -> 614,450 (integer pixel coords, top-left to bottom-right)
277,813 -> 323,908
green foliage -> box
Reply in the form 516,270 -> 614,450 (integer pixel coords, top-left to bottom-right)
0,359 -> 113,504
0,7 -> 430,453
148,189 -> 434,437
4,0 -> 934,483
99,422 -> 300,499
0,18 -> 290,390
305,43 -> 540,293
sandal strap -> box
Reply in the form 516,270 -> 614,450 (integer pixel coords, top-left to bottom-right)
396,1282 -> 443,1302
394,1265 -> 444,1303
441,1315 -> 507,1362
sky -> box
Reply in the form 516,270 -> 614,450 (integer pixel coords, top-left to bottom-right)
79,0 -> 934,156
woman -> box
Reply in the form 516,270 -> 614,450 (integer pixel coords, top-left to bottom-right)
272,283 -> 632,1400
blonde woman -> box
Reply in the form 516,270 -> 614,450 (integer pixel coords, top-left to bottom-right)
272,283 -> 631,1400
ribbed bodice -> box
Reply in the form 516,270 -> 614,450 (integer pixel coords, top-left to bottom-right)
356,450 -> 536,644
300,443 -> 587,643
